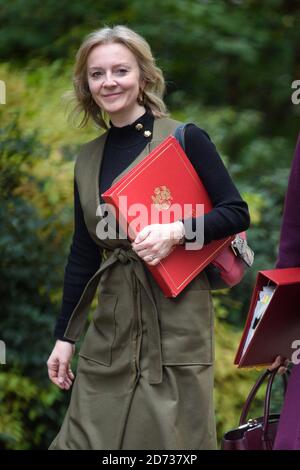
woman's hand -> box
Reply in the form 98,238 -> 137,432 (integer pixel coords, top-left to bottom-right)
131,221 -> 185,266
268,355 -> 290,375
47,340 -> 75,390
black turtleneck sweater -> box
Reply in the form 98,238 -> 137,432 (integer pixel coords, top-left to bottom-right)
54,108 -> 250,341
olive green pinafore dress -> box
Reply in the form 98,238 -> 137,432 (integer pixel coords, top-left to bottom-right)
49,117 -> 217,450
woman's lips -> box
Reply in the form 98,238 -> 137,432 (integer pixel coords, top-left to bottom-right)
103,92 -> 121,98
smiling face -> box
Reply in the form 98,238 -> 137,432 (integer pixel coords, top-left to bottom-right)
87,42 -> 146,125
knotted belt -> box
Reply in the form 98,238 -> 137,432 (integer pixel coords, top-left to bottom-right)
64,247 -> 163,385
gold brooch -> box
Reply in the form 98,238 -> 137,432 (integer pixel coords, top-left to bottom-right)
144,130 -> 152,138
135,123 -> 143,131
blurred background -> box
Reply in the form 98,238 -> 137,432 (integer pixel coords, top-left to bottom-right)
0,0 -> 299,449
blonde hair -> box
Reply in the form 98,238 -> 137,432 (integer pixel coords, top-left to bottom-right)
66,25 -> 169,129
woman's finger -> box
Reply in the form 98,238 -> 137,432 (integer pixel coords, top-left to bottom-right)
64,377 -> 73,389
47,360 -> 59,383
268,355 -> 283,371
278,366 -> 288,375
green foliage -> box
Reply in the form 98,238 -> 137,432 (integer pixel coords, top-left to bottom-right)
0,368 -> 67,450
0,118 -> 60,374
0,116 -> 72,448
0,116 -> 47,197
0,0 -> 135,63
1,0 -> 299,135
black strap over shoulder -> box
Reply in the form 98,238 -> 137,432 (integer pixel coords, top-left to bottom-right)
173,123 -> 193,150
173,121 -> 230,290
173,123 -> 211,150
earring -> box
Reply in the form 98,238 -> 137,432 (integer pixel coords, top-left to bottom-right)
137,89 -> 145,105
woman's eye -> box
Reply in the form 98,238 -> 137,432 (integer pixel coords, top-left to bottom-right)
116,69 -> 128,75
92,71 -> 103,78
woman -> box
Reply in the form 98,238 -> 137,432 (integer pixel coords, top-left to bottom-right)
47,25 -> 250,450
271,134 -> 300,450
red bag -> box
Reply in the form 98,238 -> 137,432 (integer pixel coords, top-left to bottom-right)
174,124 -> 254,289
206,231 -> 254,289
222,368 -> 289,450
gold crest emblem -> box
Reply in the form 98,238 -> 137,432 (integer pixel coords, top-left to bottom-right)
151,185 -> 173,210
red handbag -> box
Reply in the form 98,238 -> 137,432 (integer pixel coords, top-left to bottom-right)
206,231 -> 254,289
174,123 -> 254,289
222,368 -> 289,450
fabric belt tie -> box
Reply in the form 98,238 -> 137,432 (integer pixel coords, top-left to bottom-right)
64,247 -> 163,385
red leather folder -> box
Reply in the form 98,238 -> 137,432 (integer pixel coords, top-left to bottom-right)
235,267 -> 300,368
102,135 -> 233,297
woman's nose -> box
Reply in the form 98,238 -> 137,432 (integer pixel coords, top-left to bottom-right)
102,73 -> 117,87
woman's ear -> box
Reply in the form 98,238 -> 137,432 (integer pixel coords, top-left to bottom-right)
139,76 -> 146,91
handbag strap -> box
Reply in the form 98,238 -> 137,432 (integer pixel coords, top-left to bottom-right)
174,123 -> 189,150
173,122 -> 211,150
239,369 -> 270,425
239,368 -> 290,444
